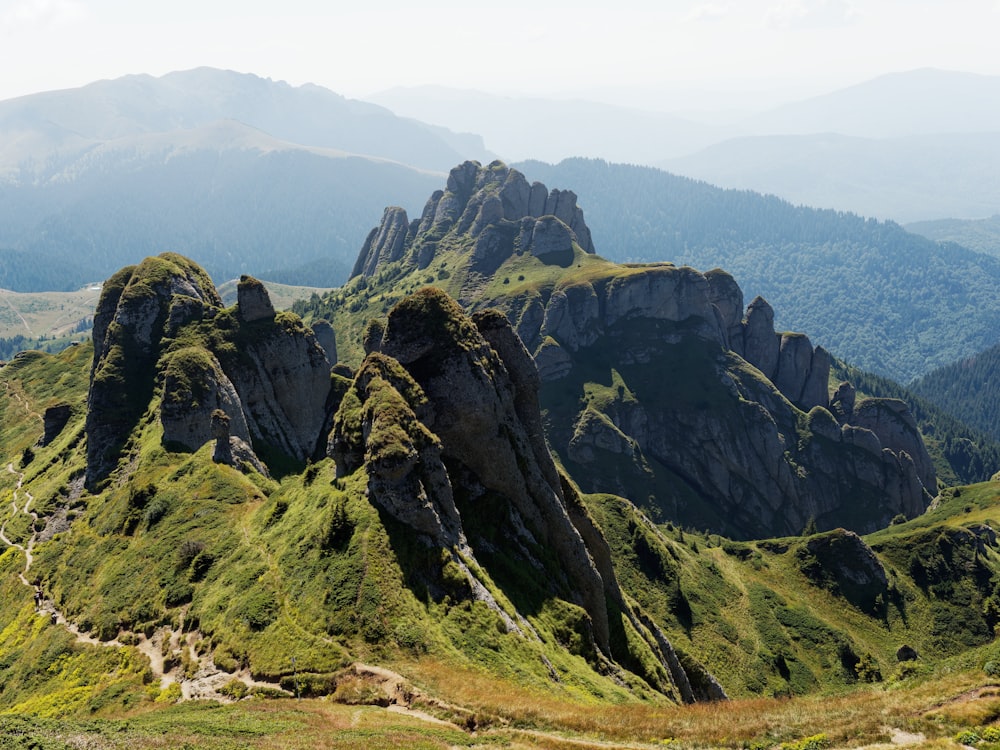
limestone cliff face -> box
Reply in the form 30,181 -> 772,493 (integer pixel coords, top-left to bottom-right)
351,160 -> 596,297
347,161 -> 935,538
328,287 -> 713,701
87,253 -> 223,487
86,254 -> 333,486
498,272 -> 936,537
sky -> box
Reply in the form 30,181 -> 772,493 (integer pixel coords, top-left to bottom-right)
1,0 -> 999,109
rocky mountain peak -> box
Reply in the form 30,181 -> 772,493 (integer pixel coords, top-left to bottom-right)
351,160 -> 596,281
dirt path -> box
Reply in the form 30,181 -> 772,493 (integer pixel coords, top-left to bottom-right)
2,462 -> 36,587
0,291 -> 32,335
2,460 -> 289,702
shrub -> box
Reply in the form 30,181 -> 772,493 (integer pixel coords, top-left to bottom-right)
218,679 -> 249,700
155,682 -> 183,704
982,727 -> 1000,742
781,734 -> 829,750
955,730 -> 981,745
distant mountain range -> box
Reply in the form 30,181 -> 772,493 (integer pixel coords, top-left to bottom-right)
366,86 -> 721,163
371,69 -> 1000,223
907,215 -> 1000,256
0,68 -> 481,290
661,132 -> 1000,224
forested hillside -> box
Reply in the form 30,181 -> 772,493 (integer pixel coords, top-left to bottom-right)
907,215 -> 1000,257
517,158 -> 1000,382
909,345 -> 1000,446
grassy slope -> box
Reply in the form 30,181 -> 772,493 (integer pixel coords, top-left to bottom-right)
6,342 -> 1000,746
0,339 -> 657,721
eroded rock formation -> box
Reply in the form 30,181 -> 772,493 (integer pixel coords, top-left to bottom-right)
86,254 -> 334,486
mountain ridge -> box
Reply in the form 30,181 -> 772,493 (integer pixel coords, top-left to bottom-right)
304,160 -> 938,539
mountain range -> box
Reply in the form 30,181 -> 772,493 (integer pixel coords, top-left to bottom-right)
0,68 -> 480,291
4,162 -> 1000,747
372,69 -> 1000,223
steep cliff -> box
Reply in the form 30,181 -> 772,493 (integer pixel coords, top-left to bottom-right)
86,258 -> 333,486
329,287 -> 717,701
321,161 -> 936,538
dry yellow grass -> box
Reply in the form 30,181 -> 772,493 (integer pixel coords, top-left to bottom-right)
388,657 -> 1000,748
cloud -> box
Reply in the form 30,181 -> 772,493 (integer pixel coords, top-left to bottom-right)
1,0 -> 87,30
684,2 -> 731,22
766,0 -> 858,29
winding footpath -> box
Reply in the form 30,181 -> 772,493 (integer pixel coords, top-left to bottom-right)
1,462 -> 37,589
1,459 -> 283,700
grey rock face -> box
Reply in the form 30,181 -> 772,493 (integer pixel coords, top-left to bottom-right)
87,253 -> 337,486
352,206 -> 413,278
349,161 -> 597,282
226,322 -> 332,462
87,253 -> 223,488
851,398 -> 937,496
802,529 -> 888,612
482,260 -> 933,537
741,296 -> 780,381
705,269 -> 744,350
160,347 -> 252,451
311,319 -> 338,364
41,404 -> 73,447
237,275 -> 276,323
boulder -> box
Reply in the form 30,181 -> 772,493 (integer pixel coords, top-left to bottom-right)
237,275 -> 275,323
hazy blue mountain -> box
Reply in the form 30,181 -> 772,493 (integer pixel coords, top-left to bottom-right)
0,120 -> 442,290
0,69 -> 486,290
661,132 -> 1000,223
516,158 -> 1000,383
737,69 -> 1000,138
366,85 -> 720,162
370,71 -> 1000,224
907,215 -> 1000,257
0,67 -> 490,177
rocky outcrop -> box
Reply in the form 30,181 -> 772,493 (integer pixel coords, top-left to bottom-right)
481,264 -> 933,538
160,346 -> 252,451
350,160 -> 597,291
737,297 -> 830,411
86,255 -> 335,485
336,160 -> 936,539
236,275 -> 275,322
311,319 -> 338,364
799,529 -> 888,613
86,253 -> 222,488
328,288 -> 706,700
351,207 -> 413,279
211,409 -> 269,477
40,403 -> 73,446
850,398 -> 937,495
224,316 -> 332,463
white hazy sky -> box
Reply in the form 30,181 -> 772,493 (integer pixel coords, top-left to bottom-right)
2,0 -> 999,107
